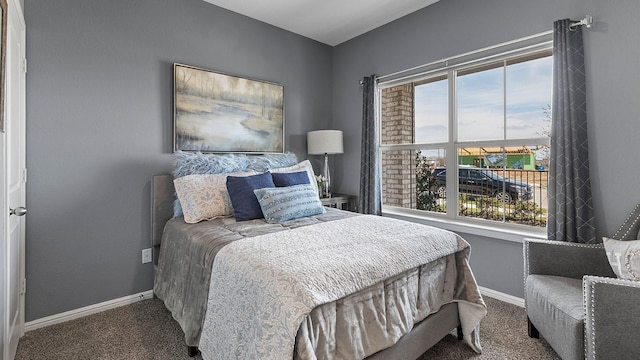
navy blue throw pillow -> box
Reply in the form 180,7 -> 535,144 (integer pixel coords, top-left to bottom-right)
226,172 -> 276,221
271,171 -> 311,187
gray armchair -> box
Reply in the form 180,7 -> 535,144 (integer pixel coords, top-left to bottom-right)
524,205 -> 640,360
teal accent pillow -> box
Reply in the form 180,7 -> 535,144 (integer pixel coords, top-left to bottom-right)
271,171 -> 310,187
254,184 -> 325,224
226,172 -> 276,221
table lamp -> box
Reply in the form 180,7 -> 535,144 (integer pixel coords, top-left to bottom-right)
307,130 -> 343,197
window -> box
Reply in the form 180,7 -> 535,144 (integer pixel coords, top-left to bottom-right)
379,39 -> 552,229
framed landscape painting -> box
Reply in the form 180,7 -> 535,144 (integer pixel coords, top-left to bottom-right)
173,63 -> 284,153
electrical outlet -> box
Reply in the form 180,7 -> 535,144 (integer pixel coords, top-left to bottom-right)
142,248 -> 152,264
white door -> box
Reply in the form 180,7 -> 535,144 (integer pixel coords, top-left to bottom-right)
0,130 -> 6,359
4,1 -> 26,358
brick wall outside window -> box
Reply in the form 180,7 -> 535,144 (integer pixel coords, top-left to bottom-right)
381,85 -> 416,209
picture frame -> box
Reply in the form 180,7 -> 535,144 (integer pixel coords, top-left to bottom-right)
173,63 -> 284,153
0,0 -> 8,133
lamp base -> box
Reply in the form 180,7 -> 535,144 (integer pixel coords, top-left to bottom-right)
323,153 -> 331,198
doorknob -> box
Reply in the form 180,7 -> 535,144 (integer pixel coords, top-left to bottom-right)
10,207 -> 27,216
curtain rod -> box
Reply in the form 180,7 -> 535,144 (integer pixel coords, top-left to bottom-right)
375,30 -> 552,83
361,16 -> 593,86
570,15 -> 593,30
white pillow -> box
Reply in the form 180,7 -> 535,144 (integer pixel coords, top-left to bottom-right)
174,171 -> 255,224
269,160 -> 318,194
603,237 -> 640,281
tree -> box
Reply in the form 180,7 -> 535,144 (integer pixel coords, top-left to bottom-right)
537,104 -> 551,138
535,104 -> 551,169
415,152 -> 440,211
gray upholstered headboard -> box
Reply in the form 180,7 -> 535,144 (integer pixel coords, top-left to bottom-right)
152,174 -> 175,251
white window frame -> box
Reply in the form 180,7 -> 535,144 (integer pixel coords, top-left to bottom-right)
377,32 -> 553,242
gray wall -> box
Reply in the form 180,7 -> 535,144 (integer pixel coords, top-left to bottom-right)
25,0 -> 332,321
332,0 -> 640,297
25,0 -> 640,320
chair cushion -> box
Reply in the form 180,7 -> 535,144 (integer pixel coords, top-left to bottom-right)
525,275 -> 584,360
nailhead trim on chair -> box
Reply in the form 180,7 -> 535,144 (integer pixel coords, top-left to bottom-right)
583,276 -> 640,360
612,204 -> 640,240
584,276 -> 600,360
523,239 -> 603,309
526,238 -> 605,249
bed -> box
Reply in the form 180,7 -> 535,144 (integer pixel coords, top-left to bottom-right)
152,153 -> 486,360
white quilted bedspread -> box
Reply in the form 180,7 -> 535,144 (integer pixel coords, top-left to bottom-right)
199,215 -> 483,359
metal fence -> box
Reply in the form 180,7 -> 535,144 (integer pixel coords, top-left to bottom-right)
456,169 -> 548,227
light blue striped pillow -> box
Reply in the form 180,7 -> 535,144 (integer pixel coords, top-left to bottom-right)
254,184 -> 325,223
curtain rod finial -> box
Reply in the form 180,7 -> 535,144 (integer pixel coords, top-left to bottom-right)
585,15 -> 593,28
570,15 -> 593,30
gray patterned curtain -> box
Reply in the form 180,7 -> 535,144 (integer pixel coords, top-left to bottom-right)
359,75 -> 381,215
547,19 -> 595,243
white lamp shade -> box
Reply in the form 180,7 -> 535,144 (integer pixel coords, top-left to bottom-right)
307,130 -> 344,155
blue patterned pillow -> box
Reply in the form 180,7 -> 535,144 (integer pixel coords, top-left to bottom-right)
271,171 -> 310,187
226,172 -> 276,221
269,160 -> 318,195
254,184 -> 325,224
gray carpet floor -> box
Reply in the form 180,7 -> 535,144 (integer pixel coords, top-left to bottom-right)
15,296 -> 560,360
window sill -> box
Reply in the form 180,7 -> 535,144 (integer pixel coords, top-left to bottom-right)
382,207 -> 546,243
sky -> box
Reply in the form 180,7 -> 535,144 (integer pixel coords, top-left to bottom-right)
413,55 -> 553,144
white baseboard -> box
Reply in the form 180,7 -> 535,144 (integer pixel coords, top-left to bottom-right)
23,287 -> 520,332
479,286 -> 525,308
24,290 -> 154,332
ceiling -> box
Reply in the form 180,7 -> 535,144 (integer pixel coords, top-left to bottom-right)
202,0 -> 440,46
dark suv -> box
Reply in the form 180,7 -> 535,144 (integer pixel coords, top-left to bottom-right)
431,166 -> 533,202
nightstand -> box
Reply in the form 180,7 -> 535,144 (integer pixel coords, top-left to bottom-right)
320,193 -> 358,212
